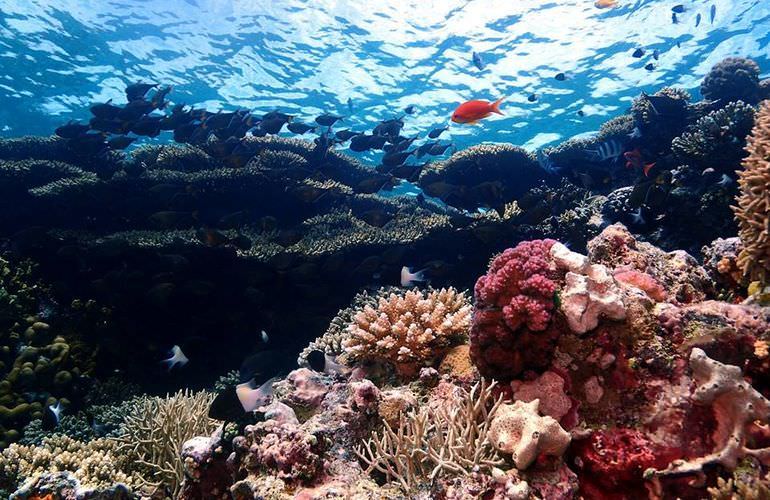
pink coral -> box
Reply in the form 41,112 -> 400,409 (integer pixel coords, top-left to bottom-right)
471,239 -> 561,379
475,239 -> 558,331
279,368 -> 331,412
614,269 -> 667,302
511,371 -> 572,422
245,419 -> 324,482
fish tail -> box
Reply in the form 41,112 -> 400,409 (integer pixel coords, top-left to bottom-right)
491,97 -> 505,115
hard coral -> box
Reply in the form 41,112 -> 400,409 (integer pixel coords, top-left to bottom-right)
246,419 -> 324,482
701,57 -> 761,104
488,399 -> 571,470
734,100 -> 770,283
343,287 -> 470,378
551,242 -> 626,334
511,370 -> 573,422
652,348 -> 770,478
470,239 -> 560,379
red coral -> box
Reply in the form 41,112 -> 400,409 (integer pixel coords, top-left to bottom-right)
471,239 -> 561,379
571,429 -> 681,499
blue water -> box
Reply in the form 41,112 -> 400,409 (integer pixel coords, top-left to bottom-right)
0,0 -> 768,153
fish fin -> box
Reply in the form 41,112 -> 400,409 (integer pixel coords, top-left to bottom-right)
491,97 -> 505,115
643,163 -> 655,177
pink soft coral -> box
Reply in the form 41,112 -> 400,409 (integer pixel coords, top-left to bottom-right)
471,239 -> 560,379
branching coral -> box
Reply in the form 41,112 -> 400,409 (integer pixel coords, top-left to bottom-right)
116,390 -> 217,497
356,379 -> 505,491
342,287 -> 471,377
734,100 -> 770,283
701,57 -> 762,104
671,100 -> 756,173
0,435 -> 139,495
651,348 -> 770,479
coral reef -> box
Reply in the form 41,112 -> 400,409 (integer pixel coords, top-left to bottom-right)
672,100 -> 756,175
488,399 -> 571,469
419,143 -> 545,212
734,100 -> 770,283
116,390 -> 217,497
701,57 -> 762,104
342,287 -> 471,377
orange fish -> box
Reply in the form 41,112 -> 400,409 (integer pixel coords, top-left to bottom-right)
595,0 -> 618,8
451,98 -> 504,124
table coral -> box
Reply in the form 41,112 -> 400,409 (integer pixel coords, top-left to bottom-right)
343,287 -> 471,378
488,399 -> 571,470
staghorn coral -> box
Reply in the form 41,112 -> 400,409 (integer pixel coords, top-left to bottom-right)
671,100 -> 756,173
116,390 -> 218,497
356,379 -> 505,491
651,348 -> 770,479
701,57 -> 762,104
488,399 -> 571,470
0,435 -> 139,495
342,287 -> 471,377
734,100 -> 770,283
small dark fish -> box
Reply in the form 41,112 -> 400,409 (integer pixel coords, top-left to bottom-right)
555,72 -> 566,81
695,13 -> 702,27
390,163 -> 423,182
151,86 -> 173,109
287,122 -> 316,134
349,134 -> 379,152
55,121 -> 90,139
671,4 -> 685,13
527,94 -> 538,102
259,118 -> 288,134
90,117 -> 128,134
672,12 -> 678,24
41,401 -> 64,431
334,129 -> 361,141
68,132 -> 108,154
710,4 -> 716,23
676,41 -> 681,48
202,111 -> 239,130
416,140 -> 439,158
428,142 -> 454,156
125,82 -> 158,102
262,110 -> 294,122
373,118 -> 404,138
347,97 -> 353,114
632,48 -> 645,58
382,150 -> 414,167
173,122 -> 198,143
472,51 -> 485,70
428,126 -> 448,139
315,113 -> 344,127
107,135 -> 137,150
90,99 -> 122,120
355,174 -> 392,194
577,110 -> 585,117
404,105 -> 415,115
130,116 -> 162,137
645,63 -> 655,71
117,99 -> 155,121
384,135 -> 418,154
653,49 -> 660,60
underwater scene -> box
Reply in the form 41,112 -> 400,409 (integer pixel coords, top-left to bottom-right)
1,0 -> 770,498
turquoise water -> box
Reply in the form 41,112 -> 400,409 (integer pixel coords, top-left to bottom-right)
0,0 -> 768,152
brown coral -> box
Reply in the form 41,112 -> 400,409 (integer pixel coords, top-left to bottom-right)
343,288 -> 471,377
734,100 -> 770,283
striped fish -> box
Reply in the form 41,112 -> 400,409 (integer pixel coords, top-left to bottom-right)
586,139 -> 624,163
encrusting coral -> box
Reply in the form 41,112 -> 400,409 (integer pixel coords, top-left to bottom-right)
734,100 -> 770,283
342,287 -> 471,377
650,348 -> 770,480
